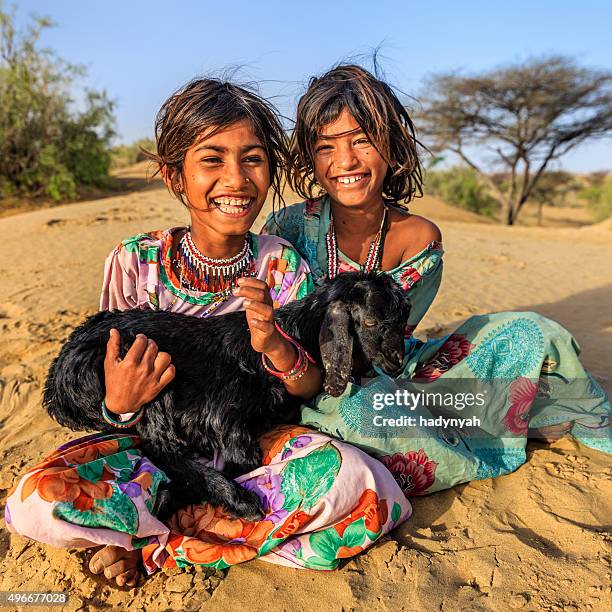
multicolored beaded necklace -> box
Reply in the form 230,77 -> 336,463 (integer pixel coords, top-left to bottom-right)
326,205 -> 388,279
173,229 -> 256,316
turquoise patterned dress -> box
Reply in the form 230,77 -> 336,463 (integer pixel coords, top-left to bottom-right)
262,197 -> 611,495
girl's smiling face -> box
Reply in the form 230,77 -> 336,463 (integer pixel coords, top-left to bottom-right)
313,109 -> 389,209
180,119 -> 270,238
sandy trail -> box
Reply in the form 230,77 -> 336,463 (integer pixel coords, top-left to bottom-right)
0,178 -> 610,611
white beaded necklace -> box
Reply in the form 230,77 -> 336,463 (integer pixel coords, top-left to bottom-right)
326,206 -> 388,279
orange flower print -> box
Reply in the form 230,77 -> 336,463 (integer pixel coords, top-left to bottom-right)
168,499 -> 282,567
25,456 -> 66,473
337,545 -> 364,559
201,507 -> 275,547
273,510 -> 313,539
163,532 -> 187,563
333,489 -> 388,537
259,425 -> 313,465
168,503 -> 216,537
62,439 -> 121,466
35,435 -> 139,471
132,470 -> 153,492
177,509 -> 277,567
182,536 -> 258,566
20,467 -> 113,510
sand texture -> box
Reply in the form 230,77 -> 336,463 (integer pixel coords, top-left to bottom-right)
1,172 -> 611,611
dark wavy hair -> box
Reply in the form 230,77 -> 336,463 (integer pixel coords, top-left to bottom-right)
289,64 -> 424,207
144,78 -> 290,210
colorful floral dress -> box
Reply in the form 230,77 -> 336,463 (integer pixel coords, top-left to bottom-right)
262,197 -> 611,495
5,228 -> 411,571
100,228 -> 313,313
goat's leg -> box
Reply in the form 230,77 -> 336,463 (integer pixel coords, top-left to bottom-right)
218,425 -> 263,473
149,454 -> 264,522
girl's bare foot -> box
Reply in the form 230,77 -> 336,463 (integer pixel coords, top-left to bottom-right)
529,421 -> 573,444
89,545 -> 141,587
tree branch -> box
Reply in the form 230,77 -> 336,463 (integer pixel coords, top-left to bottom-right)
448,145 -> 507,202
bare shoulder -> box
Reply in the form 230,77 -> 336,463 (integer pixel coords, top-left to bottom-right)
387,208 -> 442,262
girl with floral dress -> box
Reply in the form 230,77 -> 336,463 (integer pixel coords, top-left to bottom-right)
5,78 -> 411,586
262,64 -> 611,498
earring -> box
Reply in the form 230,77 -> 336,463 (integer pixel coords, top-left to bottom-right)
245,177 -> 250,183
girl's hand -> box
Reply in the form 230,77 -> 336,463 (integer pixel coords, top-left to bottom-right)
104,328 -> 176,414
235,277 -> 321,400
234,277 -> 286,355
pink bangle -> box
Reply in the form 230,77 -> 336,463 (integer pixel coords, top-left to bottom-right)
261,323 -> 315,381
273,322 -> 315,364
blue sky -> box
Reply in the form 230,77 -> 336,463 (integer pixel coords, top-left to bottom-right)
15,0 -> 612,171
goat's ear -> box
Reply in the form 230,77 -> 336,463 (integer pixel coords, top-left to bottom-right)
319,300 -> 353,397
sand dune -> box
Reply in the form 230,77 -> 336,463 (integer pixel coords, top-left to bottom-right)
0,176 -> 610,611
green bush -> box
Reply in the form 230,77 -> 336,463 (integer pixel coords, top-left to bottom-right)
111,138 -> 156,169
425,166 -> 499,217
0,8 -> 115,201
579,175 -> 612,222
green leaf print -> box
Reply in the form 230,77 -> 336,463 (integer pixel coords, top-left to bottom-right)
121,234 -> 146,253
53,483 -> 139,534
103,452 -> 138,482
131,536 -> 150,550
75,451 -> 138,484
139,243 -> 159,264
294,540 -> 339,569
310,527 -> 342,561
280,443 -> 341,512
296,277 -> 312,300
76,460 -> 105,483
176,557 -> 229,570
280,245 -> 299,273
391,502 -> 402,523
258,537 -> 285,557
341,518 -> 367,549
302,555 -> 338,570
121,234 -> 158,263
304,520 -> 369,569
116,436 -> 138,452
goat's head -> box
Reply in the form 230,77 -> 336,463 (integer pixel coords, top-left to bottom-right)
318,272 -> 411,397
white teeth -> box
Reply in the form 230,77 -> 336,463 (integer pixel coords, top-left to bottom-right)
212,197 -> 251,210
218,204 -> 249,215
338,175 -> 363,184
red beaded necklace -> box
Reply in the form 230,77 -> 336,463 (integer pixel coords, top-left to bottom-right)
174,230 -> 255,294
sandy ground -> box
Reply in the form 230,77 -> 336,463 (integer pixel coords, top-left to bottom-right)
0,170 -> 611,611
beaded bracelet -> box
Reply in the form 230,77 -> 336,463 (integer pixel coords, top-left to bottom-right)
261,322 -> 315,382
101,400 -> 144,428
262,347 -> 308,381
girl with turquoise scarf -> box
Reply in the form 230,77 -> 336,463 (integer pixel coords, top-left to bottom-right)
263,65 -> 610,496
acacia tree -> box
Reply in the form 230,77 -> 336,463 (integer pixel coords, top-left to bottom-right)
417,57 -> 612,225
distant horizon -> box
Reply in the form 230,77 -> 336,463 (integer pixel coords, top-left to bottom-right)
14,0 -> 612,172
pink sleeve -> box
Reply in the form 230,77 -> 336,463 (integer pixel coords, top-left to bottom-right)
99,246 -> 140,311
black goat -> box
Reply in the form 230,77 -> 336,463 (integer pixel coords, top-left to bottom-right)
43,272 -> 410,521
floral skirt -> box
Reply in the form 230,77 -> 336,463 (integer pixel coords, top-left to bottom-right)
5,426 -> 411,571
301,312 -> 611,496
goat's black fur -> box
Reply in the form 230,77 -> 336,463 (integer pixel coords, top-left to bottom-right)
44,272 -> 410,521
